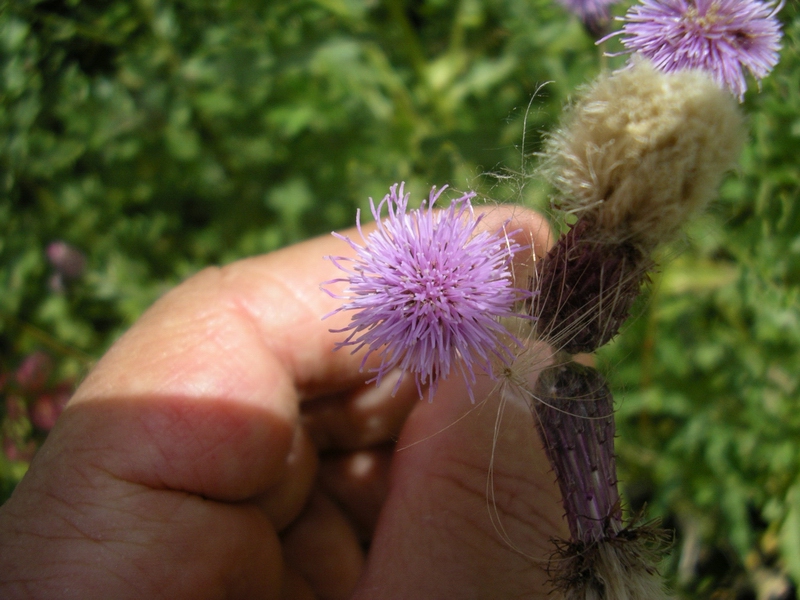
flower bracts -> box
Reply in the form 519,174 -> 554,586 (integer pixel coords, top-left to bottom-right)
534,362 -> 621,545
534,362 -> 672,600
532,219 -> 651,355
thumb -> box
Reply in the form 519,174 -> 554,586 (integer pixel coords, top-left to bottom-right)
353,368 -> 567,598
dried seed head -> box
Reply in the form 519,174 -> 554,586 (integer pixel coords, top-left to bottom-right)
532,218 -> 652,354
543,60 -> 745,249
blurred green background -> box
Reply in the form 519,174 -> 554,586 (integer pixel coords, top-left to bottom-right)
2,0 -> 799,597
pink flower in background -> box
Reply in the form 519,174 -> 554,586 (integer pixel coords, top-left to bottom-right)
324,183 -> 530,400
29,383 -> 72,431
607,0 -> 784,100
46,241 -> 86,279
4,352 -> 75,453
2,436 -> 37,463
46,241 -> 87,291
15,351 -> 53,393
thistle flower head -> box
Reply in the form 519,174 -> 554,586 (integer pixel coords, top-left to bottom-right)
324,183 -> 530,401
607,0 -> 784,101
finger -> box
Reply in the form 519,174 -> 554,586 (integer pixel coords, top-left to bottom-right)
281,491 -> 365,600
280,567 -> 316,600
301,370 -> 417,451
1,434 -> 284,600
317,446 -> 394,541
256,425 -> 319,531
52,394 -> 298,503
353,369 -> 567,598
68,263 -> 301,501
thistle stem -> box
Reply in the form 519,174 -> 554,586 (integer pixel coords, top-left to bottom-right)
533,361 -> 621,544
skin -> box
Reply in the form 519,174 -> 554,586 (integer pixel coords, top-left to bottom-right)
0,205 -> 566,599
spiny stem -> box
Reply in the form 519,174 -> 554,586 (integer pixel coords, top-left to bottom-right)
531,361 -> 672,599
533,361 -> 621,544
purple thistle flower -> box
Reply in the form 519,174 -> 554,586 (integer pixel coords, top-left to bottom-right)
606,0 -> 784,101
323,183 -> 531,401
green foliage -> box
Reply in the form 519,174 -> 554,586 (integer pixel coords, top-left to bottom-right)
1,0 -> 799,597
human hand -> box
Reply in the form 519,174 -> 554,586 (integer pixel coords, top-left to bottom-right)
0,205 -> 565,599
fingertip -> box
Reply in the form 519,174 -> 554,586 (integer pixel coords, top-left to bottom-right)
473,204 -> 553,257
257,425 -> 319,531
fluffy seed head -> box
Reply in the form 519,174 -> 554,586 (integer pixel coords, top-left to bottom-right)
323,183 -> 530,400
608,0 -> 784,101
543,60 -> 745,249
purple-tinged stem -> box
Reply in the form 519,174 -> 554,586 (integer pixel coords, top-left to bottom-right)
533,360 -> 621,544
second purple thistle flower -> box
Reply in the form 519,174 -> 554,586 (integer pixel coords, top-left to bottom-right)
607,0 -> 784,101
323,183 -> 531,401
